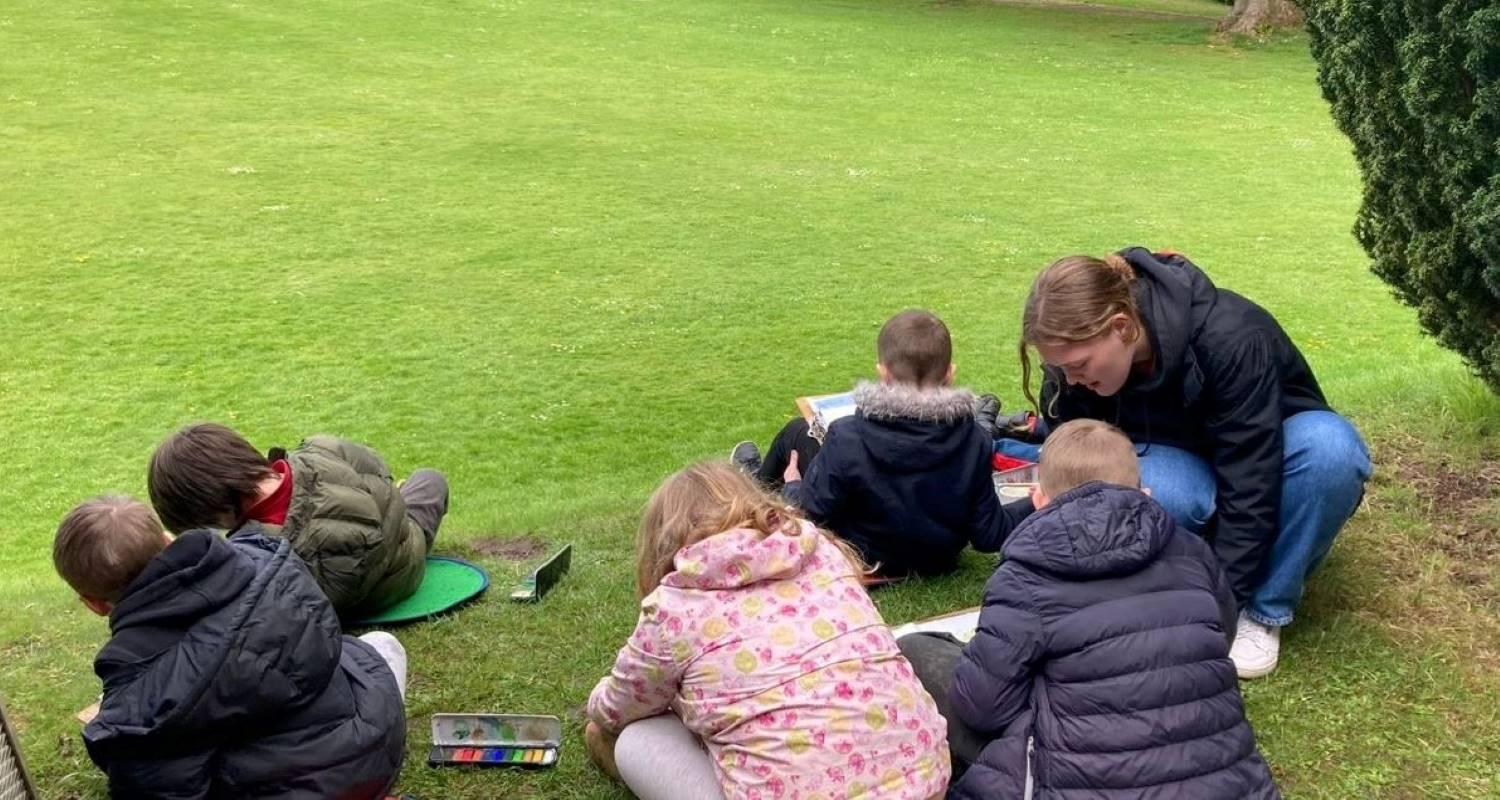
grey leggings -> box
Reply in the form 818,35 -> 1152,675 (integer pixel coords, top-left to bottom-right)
614,713 -> 948,800
615,715 -> 725,800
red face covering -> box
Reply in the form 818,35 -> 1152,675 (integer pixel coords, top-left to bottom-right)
242,460 -> 294,526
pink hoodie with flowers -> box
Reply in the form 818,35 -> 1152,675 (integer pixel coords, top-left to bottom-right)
588,522 -> 950,800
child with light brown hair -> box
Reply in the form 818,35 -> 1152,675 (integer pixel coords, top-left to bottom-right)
900,420 -> 1278,799
585,462 -> 951,800
54,496 -> 407,799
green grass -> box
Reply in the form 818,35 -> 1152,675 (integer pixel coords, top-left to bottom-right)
1006,0 -> 1229,18
1,0 -> 1497,797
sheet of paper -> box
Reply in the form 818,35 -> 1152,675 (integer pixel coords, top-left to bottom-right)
807,393 -> 857,427
889,608 -> 981,643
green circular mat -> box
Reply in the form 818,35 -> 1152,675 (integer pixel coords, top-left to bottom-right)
351,556 -> 489,626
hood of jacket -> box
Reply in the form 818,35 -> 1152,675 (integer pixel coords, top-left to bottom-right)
1001,482 -> 1176,578
87,528 -> 343,741
849,381 -> 981,472
1118,246 -> 1219,396
662,521 -> 822,591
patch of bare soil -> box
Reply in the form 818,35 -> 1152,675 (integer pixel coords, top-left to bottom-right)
1356,434 -> 1500,681
1375,434 -> 1500,598
467,535 -> 549,561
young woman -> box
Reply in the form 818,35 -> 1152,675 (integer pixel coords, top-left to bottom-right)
1000,247 -> 1372,678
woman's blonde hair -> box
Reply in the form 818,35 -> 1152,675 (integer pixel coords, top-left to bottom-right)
636,461 -> 868,599
1018,253 -> 1144,412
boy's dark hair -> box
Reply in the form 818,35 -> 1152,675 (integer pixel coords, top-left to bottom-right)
877,310 -> 953,387
148,423 -> 274,533
54,496 -> 168,602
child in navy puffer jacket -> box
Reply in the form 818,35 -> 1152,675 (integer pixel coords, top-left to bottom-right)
900,420 -> 1279,800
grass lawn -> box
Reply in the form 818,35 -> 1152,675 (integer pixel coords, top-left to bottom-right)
2,0 -> 1498,797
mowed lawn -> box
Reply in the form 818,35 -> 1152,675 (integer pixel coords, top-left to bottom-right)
2,0 -> 1498,797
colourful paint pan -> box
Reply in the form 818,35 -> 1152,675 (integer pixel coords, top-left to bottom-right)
426,746 -> 558,769
427,714 -> 561,769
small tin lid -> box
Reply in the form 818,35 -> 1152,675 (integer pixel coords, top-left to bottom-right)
430,714 -> 563,749
997,484 -> 1032,500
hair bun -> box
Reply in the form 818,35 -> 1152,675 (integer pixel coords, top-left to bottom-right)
1102,253 -> 1135,283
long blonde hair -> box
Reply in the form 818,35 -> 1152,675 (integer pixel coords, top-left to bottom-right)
1018,253 -> 1144,412
636,462 -> 867,599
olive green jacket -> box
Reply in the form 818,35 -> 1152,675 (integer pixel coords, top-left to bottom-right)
254,436 -> 428,616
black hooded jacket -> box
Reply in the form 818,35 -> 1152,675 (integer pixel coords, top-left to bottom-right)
83,529 -> 406,799
1038,247 -> 1329,603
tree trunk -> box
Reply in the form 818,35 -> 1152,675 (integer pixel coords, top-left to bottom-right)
1217,0 -> 1303,35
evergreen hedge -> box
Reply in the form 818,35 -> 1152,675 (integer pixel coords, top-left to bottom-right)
1301,2 -> 1500,390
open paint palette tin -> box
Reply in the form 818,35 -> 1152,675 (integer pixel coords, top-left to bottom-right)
509,545 -> 572,603
992,454 -> 1038,505
428,713 -> 561,769
992,454 -> 1039,483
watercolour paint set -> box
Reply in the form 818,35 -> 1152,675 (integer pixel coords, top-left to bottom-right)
427,713 -> 562,769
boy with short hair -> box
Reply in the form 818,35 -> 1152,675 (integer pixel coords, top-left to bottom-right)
736,309 -> 1030,576
148,423 -> 447,617
899,420 -> 1279,798
54,496 -> 407,799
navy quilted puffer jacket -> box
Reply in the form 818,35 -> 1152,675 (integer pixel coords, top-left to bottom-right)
948,483 -> 1279,800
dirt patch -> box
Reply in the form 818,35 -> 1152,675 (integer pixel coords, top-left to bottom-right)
1354,435 -> 1500,683
468,535 -> 549,561
1387,442 -> 1500,511
1376,434 -> 1500,598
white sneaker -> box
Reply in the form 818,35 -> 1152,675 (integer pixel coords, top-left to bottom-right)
1230,613 -> 1280,679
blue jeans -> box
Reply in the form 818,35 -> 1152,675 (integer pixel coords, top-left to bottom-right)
997,410 -> 1373,626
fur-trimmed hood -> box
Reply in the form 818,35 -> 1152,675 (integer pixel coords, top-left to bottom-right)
852,381 -> 977,424
788,378 -> 1019,576
829,381 -> 985,474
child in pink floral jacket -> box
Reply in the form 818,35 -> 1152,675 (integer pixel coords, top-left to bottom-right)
585,461 -> 950,800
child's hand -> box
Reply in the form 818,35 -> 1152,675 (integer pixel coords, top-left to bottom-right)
585,720 -> 622,780
783,451 -> 802,483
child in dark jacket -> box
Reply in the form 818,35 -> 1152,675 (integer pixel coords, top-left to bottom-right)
899,420 -> 1278,799
736,310 -> 1031,576
53,496 -> 408,799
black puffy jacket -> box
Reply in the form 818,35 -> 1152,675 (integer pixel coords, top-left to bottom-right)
1039,247 -> 1329,604
83,529 -> 406,799
949,483 -> 1278,800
